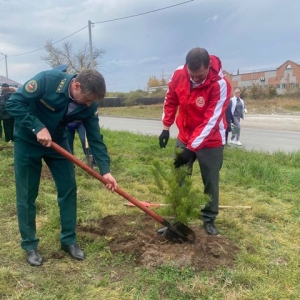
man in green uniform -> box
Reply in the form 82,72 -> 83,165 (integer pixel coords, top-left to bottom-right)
5,68 -> 118,266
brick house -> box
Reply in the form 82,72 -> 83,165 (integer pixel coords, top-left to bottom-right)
224,60 -> 300,95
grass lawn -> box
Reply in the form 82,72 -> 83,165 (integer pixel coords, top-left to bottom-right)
1,99 -> 300,299
0,126 -> 300,299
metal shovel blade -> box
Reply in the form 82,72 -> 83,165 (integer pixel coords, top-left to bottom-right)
86,154 -> 94,168
125,201 -> 195,243
159,220 -> 196,244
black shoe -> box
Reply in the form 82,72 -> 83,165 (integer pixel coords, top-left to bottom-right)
27,249 -> 43,266
61,244 -> 85,260
203,221 -> 218,235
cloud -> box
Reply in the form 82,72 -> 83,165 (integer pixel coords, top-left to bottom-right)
138,56 -> 161,64
104,59 -> 136,68
206,14 -> 220,22
1,0 -> 300,92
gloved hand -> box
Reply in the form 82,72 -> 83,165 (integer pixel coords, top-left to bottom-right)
159,130 -> 170,148
174,147 -> 194,168
244,108 -> 248,114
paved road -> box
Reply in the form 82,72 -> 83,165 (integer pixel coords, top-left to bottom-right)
99,115 -> 300,153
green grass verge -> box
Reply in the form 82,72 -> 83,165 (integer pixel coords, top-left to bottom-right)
0,130 -> 299,299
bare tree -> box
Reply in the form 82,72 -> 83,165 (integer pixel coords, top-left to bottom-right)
41,41 -> 105,73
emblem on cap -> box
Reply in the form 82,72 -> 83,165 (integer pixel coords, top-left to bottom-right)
196,96 -> 205,107
25,80 -> 38,93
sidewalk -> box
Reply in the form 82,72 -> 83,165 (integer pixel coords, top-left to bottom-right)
243,114 -> 300,131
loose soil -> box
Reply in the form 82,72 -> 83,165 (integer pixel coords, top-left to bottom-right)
39,154 -> 239,271
41,165 -> 238,271
77,214 -> 239,271
39,165 -> 239,271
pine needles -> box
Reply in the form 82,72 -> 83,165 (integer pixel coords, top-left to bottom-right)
150,160 -> 207,224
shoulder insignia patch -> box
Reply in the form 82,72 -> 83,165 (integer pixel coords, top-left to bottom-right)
56,79 -> 67,93
25,80 -> 38,93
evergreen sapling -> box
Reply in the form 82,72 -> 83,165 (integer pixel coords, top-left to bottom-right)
150,159 -> 207,225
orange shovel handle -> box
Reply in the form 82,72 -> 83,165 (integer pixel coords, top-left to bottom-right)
50,141 -> 166,224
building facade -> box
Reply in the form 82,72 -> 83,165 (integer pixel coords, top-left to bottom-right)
148,85 -> 168,93
0,75 -> 22,93
224,60 -> 300,95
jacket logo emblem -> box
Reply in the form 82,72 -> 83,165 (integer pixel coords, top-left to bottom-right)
25,80 -> 38,93
56,79 -> 67,93
196,97 -> 205,107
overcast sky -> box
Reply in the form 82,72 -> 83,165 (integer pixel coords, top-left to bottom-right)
0,0 -> 299,92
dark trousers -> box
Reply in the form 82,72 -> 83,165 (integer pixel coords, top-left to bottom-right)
67,123 -> 86,154
176,139 -> 224,222
67,124 -> 96,165
231,116 -> 241,141
14,138 -> 77,251
3,118 -> 14,141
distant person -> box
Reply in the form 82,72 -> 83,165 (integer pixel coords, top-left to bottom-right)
229,88 -> 247,146
0,83 -> 15,142
5,68 -> 118,266
225,99 -> 233,145
159,47 -> 231,235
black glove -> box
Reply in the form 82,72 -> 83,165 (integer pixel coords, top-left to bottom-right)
174,147 -> 195,168
159,130 -> 170,148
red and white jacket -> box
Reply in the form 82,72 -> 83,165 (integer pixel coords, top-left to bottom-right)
162,55 -> 232,151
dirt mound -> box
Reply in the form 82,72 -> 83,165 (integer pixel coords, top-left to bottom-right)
77,215 -> 239,271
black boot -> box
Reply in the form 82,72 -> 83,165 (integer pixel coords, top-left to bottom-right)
27,249 -> 43,266
203,221 -> 218,235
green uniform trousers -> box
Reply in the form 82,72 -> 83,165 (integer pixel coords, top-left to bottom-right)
14,138 -> 77,251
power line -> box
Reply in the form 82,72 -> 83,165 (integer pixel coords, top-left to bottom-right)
93,0 -> 195,24
5,0 -> 194,57
9,26 -> 88,57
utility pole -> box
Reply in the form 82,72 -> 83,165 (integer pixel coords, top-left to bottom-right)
88,20 -> 94,69
0,52 -> 8,79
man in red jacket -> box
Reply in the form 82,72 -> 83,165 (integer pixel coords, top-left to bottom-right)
159,47 -> 231,235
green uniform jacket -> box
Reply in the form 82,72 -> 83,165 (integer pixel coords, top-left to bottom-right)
5,70 -> 111,175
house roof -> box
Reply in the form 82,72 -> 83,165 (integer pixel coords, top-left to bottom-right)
276,60 -> 300,70
0,75 -> 22,86
225,60 -> 300,76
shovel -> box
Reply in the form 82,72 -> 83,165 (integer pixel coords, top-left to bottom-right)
50,141 -> 196,244
125,202 -> 252,210
84,132 -> 94,168
124,201 -> 167,208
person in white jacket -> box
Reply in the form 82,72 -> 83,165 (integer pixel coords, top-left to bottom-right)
229,88 -> 247,146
